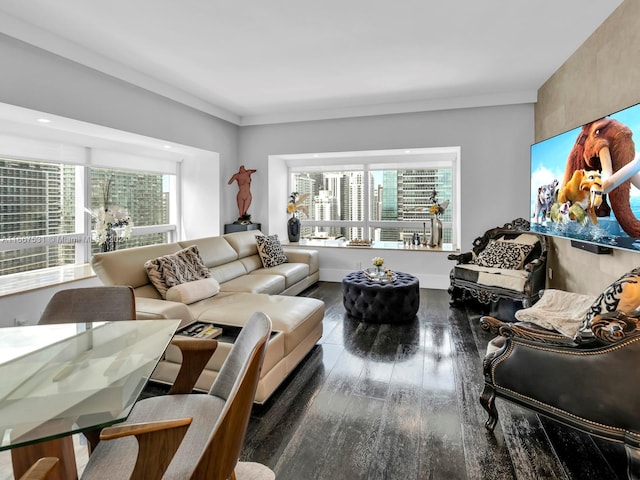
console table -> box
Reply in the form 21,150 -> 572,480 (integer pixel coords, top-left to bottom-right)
224,222 -> 261,233
342,270 -> 420,323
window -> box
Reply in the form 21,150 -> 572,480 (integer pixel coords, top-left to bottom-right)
287,148 -> 460,247
0,158 -> 177,276
90,168 -> 174,254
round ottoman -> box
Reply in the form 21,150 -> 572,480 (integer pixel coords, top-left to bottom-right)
342,271 -> 420,323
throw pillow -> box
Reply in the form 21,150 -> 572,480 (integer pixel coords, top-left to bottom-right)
474,240 -> 534,270
255,234 -> 287,268
166,277 -> 220,304
575,267 -> 640,341
145,245 -> 211,299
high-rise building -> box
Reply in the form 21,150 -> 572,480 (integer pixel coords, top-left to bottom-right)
0,159 -> 172,275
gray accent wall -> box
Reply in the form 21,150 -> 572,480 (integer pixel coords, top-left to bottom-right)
536,0 -> 639,294
0,33 -> 240,222
239,104 -> 535,250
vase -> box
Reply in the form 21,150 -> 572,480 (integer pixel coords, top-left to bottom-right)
287,215 -> 301,242
428,216 -> 443,248
376,265 -> 384,277
101,228 -> 118,252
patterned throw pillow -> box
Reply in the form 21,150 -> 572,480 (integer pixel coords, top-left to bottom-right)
575,267 -> 640,341
256,234 -> 287,268
474,240 -> 534,270
145,245 -> 211,299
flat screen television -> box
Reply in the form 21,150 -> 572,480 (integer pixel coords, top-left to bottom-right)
530,102 -> 640,253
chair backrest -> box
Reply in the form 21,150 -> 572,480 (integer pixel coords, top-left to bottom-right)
191,311 -> 271,479
38,286 -> 136,324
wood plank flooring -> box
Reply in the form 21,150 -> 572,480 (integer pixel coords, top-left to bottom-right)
241,282 -> 628,480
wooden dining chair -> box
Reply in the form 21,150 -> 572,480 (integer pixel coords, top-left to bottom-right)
18,458 -> 59,480
38,286 -> 136,324
80,311 -> 275,480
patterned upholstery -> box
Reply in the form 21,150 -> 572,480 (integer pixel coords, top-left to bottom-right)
144,245 -> 211,298
255,234 -> 287,268
448,219 -> 547,311
576,267 -> 640,341
474,239 -> 534,270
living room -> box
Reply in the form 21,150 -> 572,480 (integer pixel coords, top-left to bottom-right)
1,2 -> 636,319
0,1 -> 639,478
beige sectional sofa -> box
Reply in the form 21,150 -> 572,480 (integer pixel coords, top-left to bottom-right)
90,230 -> 324,403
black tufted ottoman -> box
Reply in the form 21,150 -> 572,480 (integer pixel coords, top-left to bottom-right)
342,271 -> 420,323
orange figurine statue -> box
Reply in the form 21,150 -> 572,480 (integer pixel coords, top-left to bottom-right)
228,165 -> 257,222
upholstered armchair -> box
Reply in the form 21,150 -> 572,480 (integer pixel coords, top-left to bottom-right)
448,218 -> 547,311
480,267 -> 640,479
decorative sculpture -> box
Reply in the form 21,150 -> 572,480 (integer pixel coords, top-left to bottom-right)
228,165 -> 257,223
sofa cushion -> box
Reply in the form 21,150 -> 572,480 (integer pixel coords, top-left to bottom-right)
166,277 -> 220,304
453,263 -> 529,292
224,230 -> 262,258
475,239 -> 533,270
144,245 -> 211,299
251,263 -> 309,288
91,243 -> 182,289
179,236 -> 238,268
194,292 -> 324,356
576,267 -> 640,341
255,235 -> 287,268
220,274 -> 285,295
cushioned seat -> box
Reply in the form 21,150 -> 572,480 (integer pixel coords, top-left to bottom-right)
480,267 -> 640,478
342,271 -> 420,323
448,218 -> 547,313
220,274 -> 285,294
250,262 -> 310,288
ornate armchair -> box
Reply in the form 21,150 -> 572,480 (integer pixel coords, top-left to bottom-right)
448,218 -> 547,311
480,267 -> 640,479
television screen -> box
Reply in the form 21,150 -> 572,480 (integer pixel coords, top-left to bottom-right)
530,102 -> 640,252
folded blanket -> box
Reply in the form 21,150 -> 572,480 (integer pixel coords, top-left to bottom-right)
514,289 -> 597,338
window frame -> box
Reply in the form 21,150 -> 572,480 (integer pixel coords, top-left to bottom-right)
0,155 -> 179,274
285,147 -> 461,248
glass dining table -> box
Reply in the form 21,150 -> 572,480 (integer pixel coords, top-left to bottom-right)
0,319 -> 180,480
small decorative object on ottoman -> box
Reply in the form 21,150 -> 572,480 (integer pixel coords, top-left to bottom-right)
342,270 -> 420,323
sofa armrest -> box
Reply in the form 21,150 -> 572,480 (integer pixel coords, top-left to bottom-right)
283,247 -> 319,274
480,315 -> 576,346
135,297 -> 195,327
447,251 -> 473,264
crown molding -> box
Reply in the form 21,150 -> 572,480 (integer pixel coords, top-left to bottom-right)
1,11 -> 536,128
239,90 -> 538,126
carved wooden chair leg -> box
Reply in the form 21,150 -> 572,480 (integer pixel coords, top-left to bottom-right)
625,443 -> 640,480
480,383 -> 498,432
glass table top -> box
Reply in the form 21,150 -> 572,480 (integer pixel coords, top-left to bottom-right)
0,319 -> 180,450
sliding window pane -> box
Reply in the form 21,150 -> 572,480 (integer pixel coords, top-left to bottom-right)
0,159 -> 77,274
292,171 -> 364,222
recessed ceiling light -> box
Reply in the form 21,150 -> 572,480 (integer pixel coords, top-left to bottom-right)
404,150 -> 411,153
36,118 -> 51,123
163,145 -> 172,149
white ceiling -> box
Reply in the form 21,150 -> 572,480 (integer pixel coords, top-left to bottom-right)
0,1 -> 622,126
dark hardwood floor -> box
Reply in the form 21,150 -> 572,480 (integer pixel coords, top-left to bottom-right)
239,281 -> 628,480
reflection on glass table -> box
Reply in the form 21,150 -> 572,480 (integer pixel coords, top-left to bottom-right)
0,319 -> 179,479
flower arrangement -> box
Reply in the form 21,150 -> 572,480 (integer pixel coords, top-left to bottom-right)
90,177 -> 133,251
372,256 -> 384,267
287,192 -> 309,217
93,205 -> 133,245
428,188 -> 449,217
